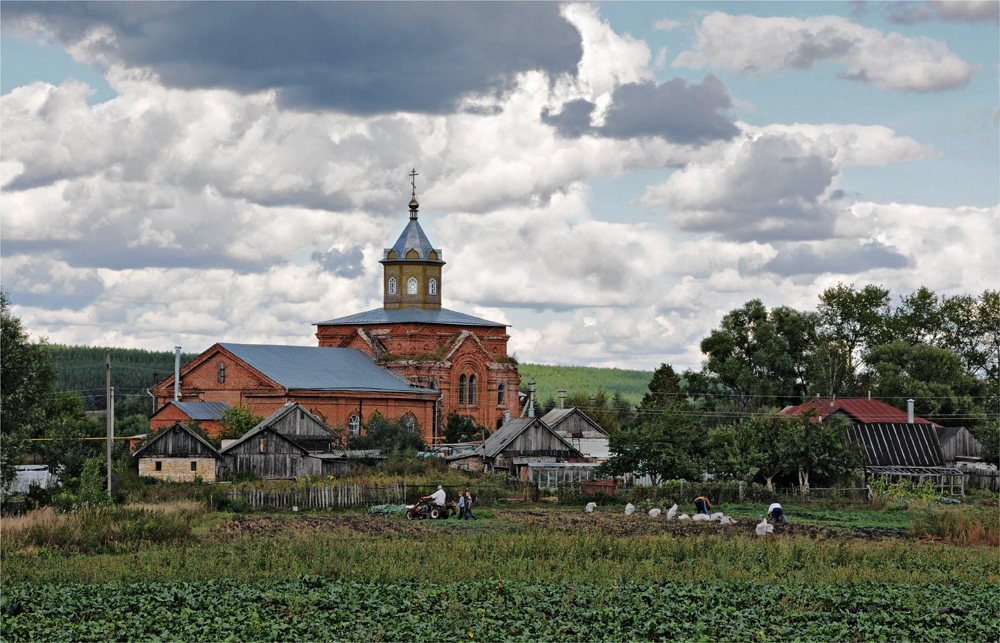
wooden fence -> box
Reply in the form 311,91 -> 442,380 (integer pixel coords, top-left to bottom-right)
227,482 -> 407,510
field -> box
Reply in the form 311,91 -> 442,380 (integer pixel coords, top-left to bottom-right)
2,499 -> 998,641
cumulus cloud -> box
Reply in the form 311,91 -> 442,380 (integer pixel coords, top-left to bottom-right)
673,12 -> 977,92
886,1 -> 1000,25
1,2 -> 582,115
543,75 -> 740,146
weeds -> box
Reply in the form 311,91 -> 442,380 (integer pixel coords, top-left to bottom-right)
911,507 -> 1000,546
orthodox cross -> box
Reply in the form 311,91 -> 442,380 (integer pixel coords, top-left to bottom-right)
409,168 -> 418,196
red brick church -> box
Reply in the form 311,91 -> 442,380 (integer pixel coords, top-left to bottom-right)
151,173 -> 521,445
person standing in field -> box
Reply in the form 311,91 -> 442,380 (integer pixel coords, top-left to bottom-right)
457,491 -> 467,519
767,502 -> 784,522
693,496 -> 711,515
464,491 -> 478,520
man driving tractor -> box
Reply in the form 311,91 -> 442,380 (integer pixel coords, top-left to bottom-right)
427,485 -> 446,506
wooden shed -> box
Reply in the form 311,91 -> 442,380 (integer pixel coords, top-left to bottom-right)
846,422 -> 964,494
540,407 -> 610,461
132,421 -> 221,482
935,426 -> 982,465
448,417 -> 583,479
218,403 -> 345,480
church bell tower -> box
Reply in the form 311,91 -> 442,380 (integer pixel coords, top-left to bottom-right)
380,169 -> 444,310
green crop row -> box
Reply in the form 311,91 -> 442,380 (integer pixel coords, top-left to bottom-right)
3,578 -> 996,642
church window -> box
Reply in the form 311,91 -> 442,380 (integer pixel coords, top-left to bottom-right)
428,278 -> 437,295
349,415 -> 361,436
388,277 -> 397,295
217,361 -> 225,383
404,416 -> 415,433
497,383 -> 506,406
469,375 -> 477,406
459,375 -> 467,405
407,277 -> 418,295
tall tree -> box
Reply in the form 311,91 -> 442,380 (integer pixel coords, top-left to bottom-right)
699,300 -> 818,412
598,364 -> 705,491
1,291 -> 58,488
784,412 -> 860,493
817,283 -> 892,384
708,409 -> 790,491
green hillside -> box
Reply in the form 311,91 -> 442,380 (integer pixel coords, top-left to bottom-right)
46,345 -> 198,411
517,363 -> 652,406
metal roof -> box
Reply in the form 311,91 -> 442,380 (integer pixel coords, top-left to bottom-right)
170,401 -> 231,420
540,407 -> 610,437
219,343 -> 438,394
783,398 -> 939,426
382,218 -> 443,264
846,422 -> 944,468
315,307 -> 507,328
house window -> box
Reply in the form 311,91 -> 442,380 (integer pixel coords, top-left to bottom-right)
428,278 -> 437,295
191,461 -> 197,472
459,374 -> 467,405
155,461 -> 162,472
469,375 -> 477,406
407,277 -> 418,295
349,414 -> 361,436
217,361 -> 225,383
497,382 -> 506,406
388,277 -> 397,295
259,437 -> 266,453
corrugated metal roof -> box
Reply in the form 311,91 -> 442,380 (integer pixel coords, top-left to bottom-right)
540,407 -> 610,437
783,398 -> 938,426
846,422 -> 944,468
315,307 -> 506,327
479,417 -> 579,459
219,343 -> 438,394
171,401 -> 231,420
382,219 -> 444,264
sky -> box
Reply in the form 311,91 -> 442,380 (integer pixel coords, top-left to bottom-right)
1,1 -> 998,374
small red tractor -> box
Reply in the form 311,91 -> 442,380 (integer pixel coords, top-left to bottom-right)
405,496 -> 457,520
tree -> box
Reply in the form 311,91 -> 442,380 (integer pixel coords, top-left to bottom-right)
708,409 -> 791,491
783,412 -> 860,493
862,341 -> 987,428
974,420 -> 999,468
1,291 -> 58,488
817,283 -> 892,383
218,404 -> 264,438
699,300 -> 819,412
442,412 -> 487,443
598,364 -> 705,491
32,391 -> 104,480
351,413 -> 425,453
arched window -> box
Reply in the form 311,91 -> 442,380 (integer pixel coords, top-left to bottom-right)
428,278 -> 437,295
459,374 -> 467,405
497,418 -> 504,429
217,361 -> 226,383
407,277 -> 418,295
404,416 -> 416,433
497,382 -> 506,406
468,375 -> 477,406
349,415 -> 361,436
388,277 -> 397,295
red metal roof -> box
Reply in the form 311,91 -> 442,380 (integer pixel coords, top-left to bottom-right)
782,398 -> 940,427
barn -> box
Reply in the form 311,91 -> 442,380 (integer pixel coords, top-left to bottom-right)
539,407 -> 610,461
448,417 -> 584,478
132,421 -> 221,482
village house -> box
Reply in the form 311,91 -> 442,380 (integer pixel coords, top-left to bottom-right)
539,407 -> 610,461
447,417 -> 584,479
132,421 -> 221,482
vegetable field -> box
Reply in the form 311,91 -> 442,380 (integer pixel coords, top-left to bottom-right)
3,578 -> 996,642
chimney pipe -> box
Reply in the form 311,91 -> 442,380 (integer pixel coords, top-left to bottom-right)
558,388 -> 566,409
504,409 -> 511,424
528,380 -> 535,418
907,399 -> 914,424
174,346 -> 181,402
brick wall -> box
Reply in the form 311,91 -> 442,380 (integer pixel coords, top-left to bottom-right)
138,457 -> 216,482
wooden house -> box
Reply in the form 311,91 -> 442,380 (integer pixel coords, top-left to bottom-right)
132,421 -> 221,482
447,417 -> 583,479
218,403 -> 349,480
539,407 -> 610,461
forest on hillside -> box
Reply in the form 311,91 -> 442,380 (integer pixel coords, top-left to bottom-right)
46,346 -> 198,411
517,364 -> 652,407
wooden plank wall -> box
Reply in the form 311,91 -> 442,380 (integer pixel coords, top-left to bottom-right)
142,427 -> 215,457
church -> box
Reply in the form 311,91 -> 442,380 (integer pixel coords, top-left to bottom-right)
150,172 -> 522,445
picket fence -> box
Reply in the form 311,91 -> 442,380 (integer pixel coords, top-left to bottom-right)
227,482 -> 407,510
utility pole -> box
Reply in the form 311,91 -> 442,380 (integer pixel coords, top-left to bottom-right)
106,352 -> 113,497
